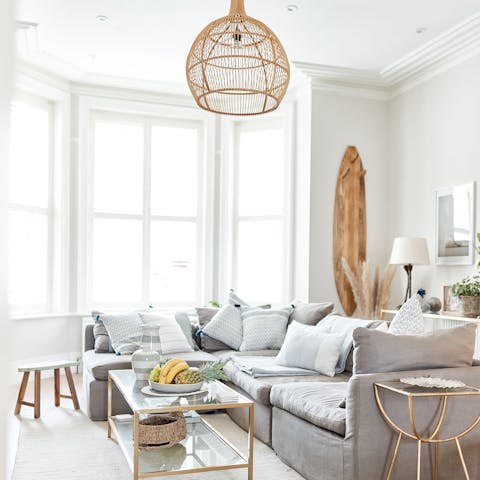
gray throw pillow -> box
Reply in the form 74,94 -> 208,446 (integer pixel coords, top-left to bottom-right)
91,311 -> 114,353
289,300 -> 334,325
196,307 -> 219,327
353,323 -> 477,374
201,334 -> 231,352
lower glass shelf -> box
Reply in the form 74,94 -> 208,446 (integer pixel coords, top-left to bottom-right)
110,414 -> 248,475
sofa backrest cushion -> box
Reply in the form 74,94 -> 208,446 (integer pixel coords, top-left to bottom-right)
353,323 -> 477,374
289,300 -> 334,326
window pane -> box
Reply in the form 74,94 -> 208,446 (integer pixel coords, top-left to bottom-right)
151,126 -> 198,217
150,221 -> 197,303
8,211 -> 48,306
9,101 -> 50,207
92,218 -> 143,303
236,220 -> 283,303
238,128 -> 284,216
94,121 -> 144,214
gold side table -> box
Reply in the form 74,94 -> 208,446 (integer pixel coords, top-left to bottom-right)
374,381 -> 480,480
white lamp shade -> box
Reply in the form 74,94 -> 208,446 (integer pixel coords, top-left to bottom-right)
389,237 -> 430,265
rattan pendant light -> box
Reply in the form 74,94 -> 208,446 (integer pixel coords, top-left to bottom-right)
186,0 -> 290,116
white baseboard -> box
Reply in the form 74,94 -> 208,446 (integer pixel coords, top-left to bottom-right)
8,351 -> 83,385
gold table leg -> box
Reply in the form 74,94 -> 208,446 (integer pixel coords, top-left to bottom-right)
133,411 -> 139,480
107,375 -> 112,438
248,404 -> 255,480
416,440 -> 422,480
455,437 -> 470,480
386,432 -> 402,480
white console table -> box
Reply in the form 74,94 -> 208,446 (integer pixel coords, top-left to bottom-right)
381,310 -> 480,358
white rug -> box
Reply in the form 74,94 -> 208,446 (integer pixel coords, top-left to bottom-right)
11,376 -> 304,480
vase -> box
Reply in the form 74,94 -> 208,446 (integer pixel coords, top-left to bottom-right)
458,296 -> 480,318
132,324 -> 161,380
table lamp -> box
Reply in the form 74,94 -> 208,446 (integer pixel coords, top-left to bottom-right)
389,237 -> 430,303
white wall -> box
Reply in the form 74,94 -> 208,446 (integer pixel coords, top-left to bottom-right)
305,89 -> 391,309
389,55 -> 480,306
0,0 -> 14,477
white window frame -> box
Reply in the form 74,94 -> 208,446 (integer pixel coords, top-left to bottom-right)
78,97 -> 215,312
8,81 -> 70,316
218,105 -> 295,305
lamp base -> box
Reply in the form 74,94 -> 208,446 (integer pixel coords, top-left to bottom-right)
403,264 -> 413,303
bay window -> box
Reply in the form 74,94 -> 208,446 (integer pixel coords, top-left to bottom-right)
8,97 -> 53,313
229,119 -> 291,305
88,113 -> 202,308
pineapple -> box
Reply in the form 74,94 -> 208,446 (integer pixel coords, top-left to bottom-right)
175,362 -> 228,384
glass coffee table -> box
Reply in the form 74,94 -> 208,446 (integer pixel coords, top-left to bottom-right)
107,370 -> 254,480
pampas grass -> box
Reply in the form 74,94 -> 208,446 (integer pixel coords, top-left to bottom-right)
342,257 -> 395,319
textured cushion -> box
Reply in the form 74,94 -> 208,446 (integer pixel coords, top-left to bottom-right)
224,360 -> 351,406
202,305 -> 243,350
139,313 -> 193,355
84,349 -> 217,381
240,306 -> 293,351
290,301 -> 334,326
270,382 -> 348,436
316,315 -> 377,373
276,322 -> 344,377
100,312 -> 142,355
174,312 -> 198,351
353,323 -> 477,374
196,307 -> 219,327
389,296 -> 424,335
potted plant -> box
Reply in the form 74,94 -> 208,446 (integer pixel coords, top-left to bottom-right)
452,274 -> 480,318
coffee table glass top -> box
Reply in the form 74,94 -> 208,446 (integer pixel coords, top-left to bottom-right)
109,369 -> 252,413
375,381 -> 480,397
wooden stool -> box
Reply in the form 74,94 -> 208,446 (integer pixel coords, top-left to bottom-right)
14,360 -> 80,418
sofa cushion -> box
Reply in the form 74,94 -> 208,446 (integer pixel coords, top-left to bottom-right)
270,382 -> 348,436
353,323 -> 477,374
224,360 -> 351,406
202,305 -> 243,350
84,349 -> 217,381
212,349 -> 279,363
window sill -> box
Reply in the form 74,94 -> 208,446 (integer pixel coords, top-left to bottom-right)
10,312 -> 89,321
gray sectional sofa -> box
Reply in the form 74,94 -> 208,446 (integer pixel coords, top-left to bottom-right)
83,323 -> 480,480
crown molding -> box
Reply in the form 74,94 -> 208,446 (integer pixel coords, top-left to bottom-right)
15,9 -> 480,106
292,61 -> 390,101
382,12 -> 480,88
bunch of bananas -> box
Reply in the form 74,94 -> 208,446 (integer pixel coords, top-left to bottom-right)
149,358 -> 189,385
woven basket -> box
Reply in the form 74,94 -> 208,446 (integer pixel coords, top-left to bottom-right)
138,413 -> 187,449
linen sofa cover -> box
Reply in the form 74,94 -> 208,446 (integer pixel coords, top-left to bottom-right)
83,349 -> 215,381
223,360 -> 351,406
270,382 -> 348,436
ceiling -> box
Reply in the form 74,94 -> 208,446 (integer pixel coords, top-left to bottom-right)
16,0 -> 480,89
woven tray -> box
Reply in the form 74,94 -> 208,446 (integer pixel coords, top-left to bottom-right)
137,413 -> 187,449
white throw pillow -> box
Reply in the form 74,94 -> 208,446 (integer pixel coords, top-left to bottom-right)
389,296 -> 425,335
100,312 -> 142,355
139,313 -> 193,355
202,305 -> 243,350
239,306 -> 292,351
275,322 -> 344,377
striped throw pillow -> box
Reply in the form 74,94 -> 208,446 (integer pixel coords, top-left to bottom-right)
100,312 -> 142,355
239,306 -> 293,351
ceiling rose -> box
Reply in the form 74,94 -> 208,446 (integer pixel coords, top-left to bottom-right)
186,0 -> 290,116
